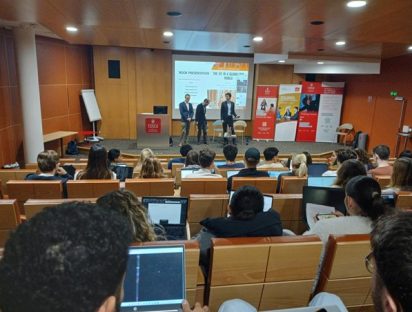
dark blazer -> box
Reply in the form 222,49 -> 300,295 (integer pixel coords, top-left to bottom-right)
220,101 -> 236,120
195,103 -> 207,124
179,101 -> 194,122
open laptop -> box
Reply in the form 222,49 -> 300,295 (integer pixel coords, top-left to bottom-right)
142,197 -> 188,240
307,176 -> 336,187
214,160 -> 226,167
121,245 -> 185,312
180,168 -> 199,178
230,191 -> 273,212
268,170 -> 290,179
227,170 -> 240,178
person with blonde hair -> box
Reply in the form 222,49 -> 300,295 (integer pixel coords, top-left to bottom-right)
139,157 -> 165,178
276,153 -> 307,193
134,148 -> 155,172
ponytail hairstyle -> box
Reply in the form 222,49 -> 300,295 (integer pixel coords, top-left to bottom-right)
291,153 -> 308,177
345,176 -> 387,221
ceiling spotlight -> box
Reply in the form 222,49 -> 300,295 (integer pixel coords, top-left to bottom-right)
347,1 -> 367,8
408,45 -> 412,51
278,60 -> 285,63
66,26 -> 78,32
310,20 -> 324,26
318,48 -> 325,52
336,41 -> 346,46
243,45 -> 251,48
163,31 -> 174,37
166,11 -> 182,17
253,36 -> 263,42
317,61 -> 324,65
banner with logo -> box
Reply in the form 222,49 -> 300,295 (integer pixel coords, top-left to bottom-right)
315,82 -> 345,142
252,85 -> 278,140
296,82 -> 321,142
274,84 -> 302,141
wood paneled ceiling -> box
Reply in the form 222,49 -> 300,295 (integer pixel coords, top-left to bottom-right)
0,0 -> 412,59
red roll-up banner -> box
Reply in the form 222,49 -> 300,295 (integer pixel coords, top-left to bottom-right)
252,85 -> 278,140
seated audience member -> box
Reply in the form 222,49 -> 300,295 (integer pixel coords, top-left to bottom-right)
184,150 -> 201,169
75,144 -> 116,180
399,149 -> 412,159
303,151 -> 313,165
368,144 -> 393,178
217,144 -> 245,169
227,147 -> 269,192
382,157 -> 412,194
186,148 -> 222,178
276,153 -> 308,193
196,185 -> 282,268
26,150 -> 73,197
135,148 -> 155,172
139,157 -> 165,178
322,149 -> 357,177
167,144 -> 193,169
108,148 -> 122,168
354,148 -> 373,171
333,159 -> 367,188
97,190 -> 162,242
258,147 -> 284,169
304,175 -> 389,243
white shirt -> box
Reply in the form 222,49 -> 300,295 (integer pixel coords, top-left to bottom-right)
227,101 -> 231,115
185,102 -> 190,111
257,161 -> 285,169
322,170 -> 337,177
186,168 -> 222,178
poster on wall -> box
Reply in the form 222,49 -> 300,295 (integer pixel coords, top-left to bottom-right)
274,84 -> 302,141
315,82 -> 345,142
296,82 -> 321,142
252,85 -> 278,140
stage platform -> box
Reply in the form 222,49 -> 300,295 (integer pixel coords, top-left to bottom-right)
96,137 -> 344,156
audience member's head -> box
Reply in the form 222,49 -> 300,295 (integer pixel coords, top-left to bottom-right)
36,150 -> 59,173
180,144 -> 193,157
390,157 -> 412,191
0,202 -> 131,312
371,212 -> 412,311
108,148 -> 121,163
398,149 -> 412,159
329,149 -> 342,166
345,176 -> 387,221
140,148 -> 154,163
302,151 -> 313,165
373,144 -> 390,162
139,157 -> 164,178
185,150 -> 199,167
354,148 -> 371,166
229,186 -> 264,220
79,144 -> 113,179
291,153 -> 308,177
336,148 -> 357,166
199,148 -> 216,169
223,144 -> 238,162
244,148 -> 260,168
263,147 -> 279,162
97,190 -> 157,242
335,159 -> 367,188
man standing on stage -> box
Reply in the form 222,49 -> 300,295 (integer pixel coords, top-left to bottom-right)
179,94 -> 194,146
220,92 -> 239,145
195,98 -> 209,144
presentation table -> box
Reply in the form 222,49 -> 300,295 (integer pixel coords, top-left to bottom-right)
43,131 -> 78,156
136,113 -> 170,148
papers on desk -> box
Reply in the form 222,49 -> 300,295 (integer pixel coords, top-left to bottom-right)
306,203 -> 335,229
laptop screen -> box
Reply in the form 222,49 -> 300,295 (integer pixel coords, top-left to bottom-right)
307,176 -> 336,187
227,170 -> 240,178
121,246 -> 185,309
230,191 -> 273,212
268,170 -> 290,178
142,197 -> 188,225
181,168 -> 199,178
214,161 -> 226,167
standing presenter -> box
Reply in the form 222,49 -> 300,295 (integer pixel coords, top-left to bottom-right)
179,94 -> 194,146
195,98 -> 209,144
220,92 -> 239,145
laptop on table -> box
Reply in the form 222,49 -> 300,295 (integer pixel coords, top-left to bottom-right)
142,197 -> 188,240
180,168 -> 199,178
307,176 -> 336,187
121,245 -> 185,312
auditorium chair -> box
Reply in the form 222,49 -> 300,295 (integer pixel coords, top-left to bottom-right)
232,177 -> 277,193
7,180 -> 63,214
66,180 -> 120,198
395,191 -> 412,210
272,194 -> 307,234
374,175 -> 391,188
279,176 -> 308,194
172,163 -> 184,178
0,169 -> 37,196
314,234 -> 372,310
180,178 -> 227,197
0,199 -> 20,247
125,178 -> 174,196
207,236 -> 322,311
24,198 -> 96,220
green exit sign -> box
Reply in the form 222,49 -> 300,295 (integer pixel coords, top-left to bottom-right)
390,91 -> 398,96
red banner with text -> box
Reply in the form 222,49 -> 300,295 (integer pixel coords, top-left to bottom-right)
296,82 -> 321,142
252,85 -> 278,140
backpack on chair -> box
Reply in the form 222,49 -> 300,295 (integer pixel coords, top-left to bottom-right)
66,140 -> 79,155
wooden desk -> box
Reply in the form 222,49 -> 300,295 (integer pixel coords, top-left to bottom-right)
43,131 -> 78,156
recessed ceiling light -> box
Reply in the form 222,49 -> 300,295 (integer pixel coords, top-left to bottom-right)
336,41 -> 346,46
347,1 -> 367,8
163,41 -> 170,44
278,60 -> 285,63
243,45 -> 251,48
310,20 -> 324,25
163,31 -> 174,37
66,26 -> 78,32
253,36 -> 263,42
317,61 -> 324,65
318,48 -> 325,52
166,11 -> 182,17
408,45 -> 412,51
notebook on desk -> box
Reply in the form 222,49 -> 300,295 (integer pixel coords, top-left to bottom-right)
120,245 -> 185,312
142,197 -> 188,240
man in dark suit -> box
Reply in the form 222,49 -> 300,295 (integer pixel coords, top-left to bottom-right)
195,98 -> 209,144
220,92 -> 239,144
178,94 -> 194,146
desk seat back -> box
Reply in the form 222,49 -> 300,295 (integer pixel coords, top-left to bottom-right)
232,177 -> 277,193
125,178 -> 174,196
181,178 -> 227,196
0,169 -> 37,195
67,180 -> 120,198
374,175 -> 391,188
272,194 -> 307,234
172,163 -> 184,178
280,176 -> 308,194
396,191 -> 412,210
0,199 -> 20,247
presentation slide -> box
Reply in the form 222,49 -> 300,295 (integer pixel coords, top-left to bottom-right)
172,55 -> 254,120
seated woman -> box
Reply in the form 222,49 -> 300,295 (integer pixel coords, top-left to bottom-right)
75,144 -> 116,180
304,175 -> 390,243
354,148 -> 373,171
276,153 -> 308,193
184,150 -> 201,169
333,159 -> 366,188
97,190 -> 161,242
382,157 -> 412,194
134,148 -> 155,172
139,157 -> 165,178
